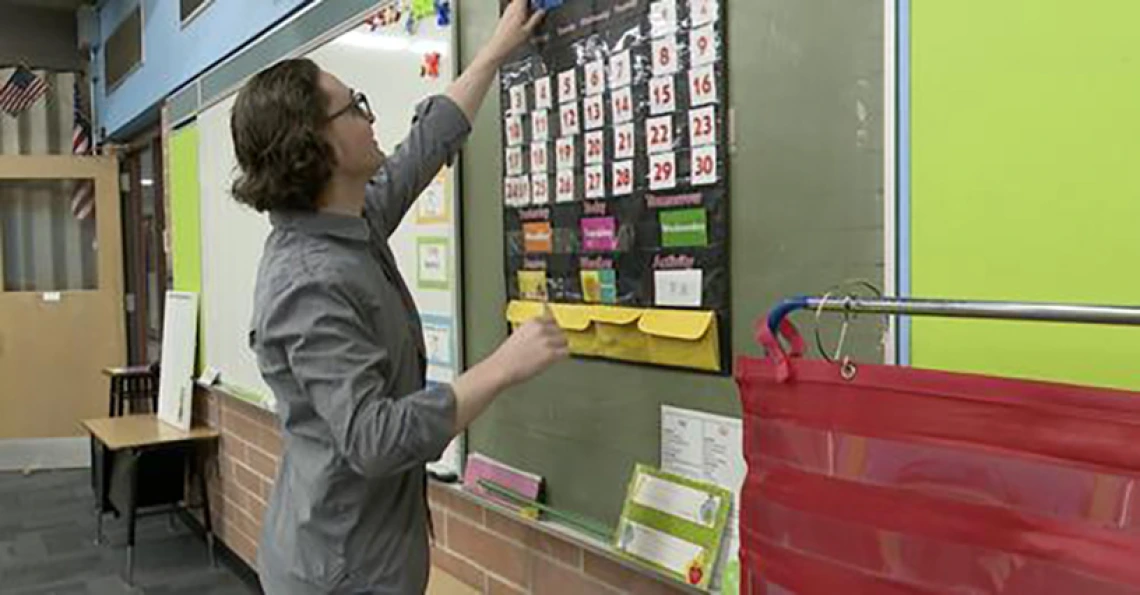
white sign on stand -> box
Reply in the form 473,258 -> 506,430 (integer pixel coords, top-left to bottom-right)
158,292 -> 199,431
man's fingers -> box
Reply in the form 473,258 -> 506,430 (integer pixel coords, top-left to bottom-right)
525,9 -> 546,32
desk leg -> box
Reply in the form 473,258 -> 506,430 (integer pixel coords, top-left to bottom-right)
197,446 -> 216,567
124,449 -> 139,585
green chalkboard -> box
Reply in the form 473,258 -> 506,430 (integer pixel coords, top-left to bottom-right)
460,0 -> 887,526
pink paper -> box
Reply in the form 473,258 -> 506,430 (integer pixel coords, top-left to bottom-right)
581,217 -> 618,252
463,453 -> 543,509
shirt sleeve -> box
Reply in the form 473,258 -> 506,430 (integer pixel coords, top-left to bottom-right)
264,276 -> 458,478
364,94 -> 472,238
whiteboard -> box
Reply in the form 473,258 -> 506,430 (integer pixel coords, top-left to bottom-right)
195,5 -> 465,458
157,291 -> 199,431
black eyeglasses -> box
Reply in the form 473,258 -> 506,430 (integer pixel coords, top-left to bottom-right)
326,90 -> 374,124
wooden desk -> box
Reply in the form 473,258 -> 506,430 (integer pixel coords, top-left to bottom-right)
101,365 -> 153,377
82,415 -> 219,450
82,415 -> 219,585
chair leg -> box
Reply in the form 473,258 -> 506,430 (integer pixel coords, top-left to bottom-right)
198,448 -> 216,567
124,450 -> 139,585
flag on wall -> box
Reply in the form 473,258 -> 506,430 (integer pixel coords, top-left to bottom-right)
71,81 -> 95,220
0,66 -> 49,117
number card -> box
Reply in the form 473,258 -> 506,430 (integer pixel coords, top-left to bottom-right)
646,116 -> 674,155
649,152 -> 677,191
556,169 -> 576,203
609,49 -> 633,90
613,160 -> 635,196
561,102 -> 581,136
509,84 -> 527,115
506,147 -> 524,176
556,137 -> 576,170
690,26 -> 718,67
688,106 -> 717,147
506,115 -> 524,146
584,94 -> 606,130
649,1 -> 678,39
652,36 -> 679,76
531,173 -> 550,204
585,165 -> 606,199
691,0 -> 719,27
530,142 -> 549,173
612,87 -> 635,124
649,76 -> 677,115
691,145 -> 718,186
505,176 -> 529,207
534,76 -> 553,110
559,68 -> 578,104
614,123 -> 636,160
585,130 -> 606,165
689,66 -> 718,106
532,109 -> 550,142
585,60 -> 606,96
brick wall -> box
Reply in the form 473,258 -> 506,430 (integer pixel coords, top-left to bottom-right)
193,389 -> 687,594
193,389 -> 281,568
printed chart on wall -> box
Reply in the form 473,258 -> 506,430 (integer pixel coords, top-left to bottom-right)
500,0 -> 730,373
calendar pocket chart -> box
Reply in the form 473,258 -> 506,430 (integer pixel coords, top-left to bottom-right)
499,0 -> 730,373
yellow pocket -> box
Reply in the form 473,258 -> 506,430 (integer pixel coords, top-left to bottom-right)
505,300 -> 544,331
638,309 -> 721,372
549,304 -> 598,356
592,306 -> 648,363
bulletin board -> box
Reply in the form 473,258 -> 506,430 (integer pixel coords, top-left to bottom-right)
498,0 -> 730,374
907,0 -> 1140,391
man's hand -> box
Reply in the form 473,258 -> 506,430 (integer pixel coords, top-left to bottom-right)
485,0 -> 546,66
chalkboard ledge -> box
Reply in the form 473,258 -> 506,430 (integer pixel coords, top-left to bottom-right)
428,478 -> 707,594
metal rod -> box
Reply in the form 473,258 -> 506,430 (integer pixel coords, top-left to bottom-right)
769,296 -> 1140,331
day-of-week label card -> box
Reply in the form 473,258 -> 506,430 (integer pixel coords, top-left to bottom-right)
582,216 -> 618,252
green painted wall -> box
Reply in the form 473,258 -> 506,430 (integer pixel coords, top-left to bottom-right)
911,1 -> 1140,391
461,1 -> 887,525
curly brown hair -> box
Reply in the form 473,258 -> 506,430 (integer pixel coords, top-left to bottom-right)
230,58 -> 334,212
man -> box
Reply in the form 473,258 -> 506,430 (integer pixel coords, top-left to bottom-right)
230,1 -> 565,592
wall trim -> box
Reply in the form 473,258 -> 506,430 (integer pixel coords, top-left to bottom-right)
0,438 -> 90,472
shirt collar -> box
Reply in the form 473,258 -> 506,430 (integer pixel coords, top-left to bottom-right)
270,210 -> 370,243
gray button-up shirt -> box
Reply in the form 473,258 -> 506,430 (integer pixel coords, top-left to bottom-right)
251,95 -> 470,594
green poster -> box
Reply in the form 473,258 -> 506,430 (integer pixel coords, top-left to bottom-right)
614,464 -> 731,590
412,0 -> 434,19
660,209 -> 708,248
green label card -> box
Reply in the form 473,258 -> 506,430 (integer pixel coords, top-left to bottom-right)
660,209 -> 709,248
614,464 -> 731,590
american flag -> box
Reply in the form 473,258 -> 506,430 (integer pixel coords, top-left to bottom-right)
0,66 -> 49,117
71,81 -> 95,220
